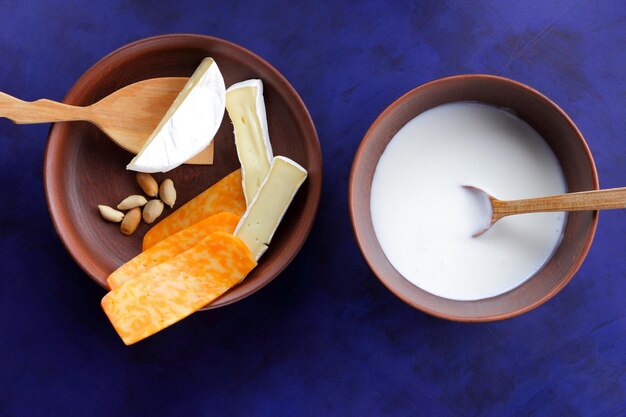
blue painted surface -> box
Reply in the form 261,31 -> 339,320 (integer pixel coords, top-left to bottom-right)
0,1 -> 625,416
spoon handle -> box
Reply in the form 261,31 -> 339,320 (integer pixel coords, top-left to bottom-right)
0,92 -> 91,124
494,187 -> 626,217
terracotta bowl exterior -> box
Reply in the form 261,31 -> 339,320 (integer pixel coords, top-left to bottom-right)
349,75 -> 598,321
44,34 -> 322,309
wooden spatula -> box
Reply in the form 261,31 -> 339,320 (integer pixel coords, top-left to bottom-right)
0,77 -> 213,165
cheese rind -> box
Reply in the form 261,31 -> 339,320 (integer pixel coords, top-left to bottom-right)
127,57 -> 226,173
107,212 -> 240,289
101,231 -> 256,345
225,79 -> 273,205
142,169 -> 246,250
235,156 -> 308,260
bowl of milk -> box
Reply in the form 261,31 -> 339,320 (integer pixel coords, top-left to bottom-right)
350,75 -> 598,321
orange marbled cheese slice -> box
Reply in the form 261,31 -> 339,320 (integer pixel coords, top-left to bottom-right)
142,169 -> 246,250
101,231 -> 256,345
107,212 -> 240,290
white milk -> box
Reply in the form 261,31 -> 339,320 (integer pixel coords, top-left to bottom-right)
370,102 -> 566,301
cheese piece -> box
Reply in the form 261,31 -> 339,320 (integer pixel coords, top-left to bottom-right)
107,212 -> 240,289
101,231 -> 256,345
142,169 -> 246,250
127,58 -> 226,173
235,156 -> 307,260
225,79 -> 273,205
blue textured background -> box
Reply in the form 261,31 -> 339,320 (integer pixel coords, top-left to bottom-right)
1,1 -> 625,416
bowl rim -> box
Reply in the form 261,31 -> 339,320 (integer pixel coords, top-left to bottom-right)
349,73 -> 599,322
43,33 -> 322,308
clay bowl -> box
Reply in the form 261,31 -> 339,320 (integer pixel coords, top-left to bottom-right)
349,74 -> 598,321
44,34 -> 322,309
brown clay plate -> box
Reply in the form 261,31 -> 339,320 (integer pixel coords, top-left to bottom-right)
44,34 -> 322,309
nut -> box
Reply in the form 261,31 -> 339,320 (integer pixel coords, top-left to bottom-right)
98,205 -> 124,223
142,199 -> 164,224
120,207 -> 141,236
136,172 -> 158,197
117,195 -> 148,210
159,179 -> 176,208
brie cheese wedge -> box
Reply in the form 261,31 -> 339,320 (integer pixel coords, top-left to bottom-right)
225,79 -> 273,205
127,57 -> 226,173
234,156 -> 307,260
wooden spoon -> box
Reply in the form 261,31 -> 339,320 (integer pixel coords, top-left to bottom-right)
463,185 -> 626,237
0,77 -> 213,165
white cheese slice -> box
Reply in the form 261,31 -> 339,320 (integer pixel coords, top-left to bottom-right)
225,79 -> 273,205
235,156 -> 307,260
127,57 -> 226,173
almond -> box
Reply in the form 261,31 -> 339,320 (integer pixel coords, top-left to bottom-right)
136,172 -> 158,197
117,195 -> 148,210
98,205 -> 124,223
159,179 -> 176,208
143,199 -> 164,224
120,207 -> 141,236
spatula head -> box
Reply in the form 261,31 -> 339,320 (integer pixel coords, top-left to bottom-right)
92,77 -> 214,165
